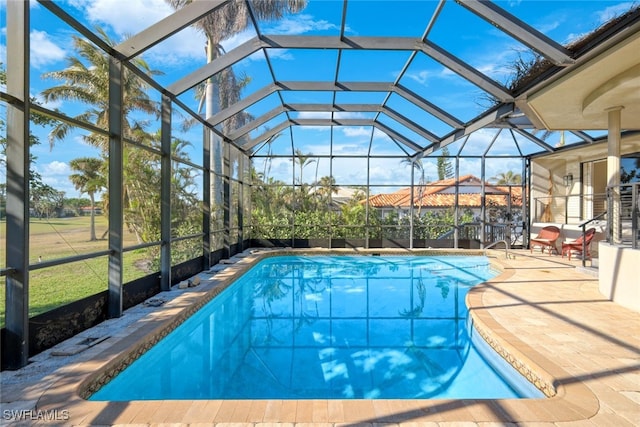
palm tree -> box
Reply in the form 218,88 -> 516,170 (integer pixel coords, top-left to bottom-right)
41,29 -> 169,244
166,0 -> 307,129
401,157 -> 426,215
491,171 -> 522,185
41,27 -> 161,149
293,148 -> 316,185
69,157 -> 106,241
315,175 -> 338,207
166,1 -> 307,51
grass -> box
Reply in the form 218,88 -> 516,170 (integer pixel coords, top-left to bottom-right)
0,215 -> 151,328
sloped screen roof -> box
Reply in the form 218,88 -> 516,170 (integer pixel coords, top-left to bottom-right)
32,0 -> 640,160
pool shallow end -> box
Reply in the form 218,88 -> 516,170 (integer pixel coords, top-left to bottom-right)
35,248 -> 600,424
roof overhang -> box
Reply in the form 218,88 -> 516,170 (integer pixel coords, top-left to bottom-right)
520,25 -> 640,131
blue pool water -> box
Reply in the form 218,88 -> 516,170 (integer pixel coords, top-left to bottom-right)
90,255 -> 544,400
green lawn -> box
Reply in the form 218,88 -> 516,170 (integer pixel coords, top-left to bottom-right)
1,216 -> 151,327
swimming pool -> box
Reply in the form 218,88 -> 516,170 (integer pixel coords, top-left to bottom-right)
90,255 -> 544,400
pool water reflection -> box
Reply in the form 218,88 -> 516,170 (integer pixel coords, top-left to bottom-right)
90,255 -> 543,400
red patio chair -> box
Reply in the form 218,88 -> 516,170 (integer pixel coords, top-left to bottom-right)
562,228 -> 597,260
530,225 -> 561,255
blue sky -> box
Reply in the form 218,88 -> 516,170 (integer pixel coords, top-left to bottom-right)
1,0 -> 635,197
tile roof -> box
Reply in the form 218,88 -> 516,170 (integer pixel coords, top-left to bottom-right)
367,175 -> 523,208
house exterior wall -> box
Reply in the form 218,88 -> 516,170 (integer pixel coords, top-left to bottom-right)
598,243 -> 640,313
530,158 -> 567,223
531,133 -> 640,311
530,133 -> 640,225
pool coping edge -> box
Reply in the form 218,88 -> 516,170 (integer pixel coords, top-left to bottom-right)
34,248 -> 600,424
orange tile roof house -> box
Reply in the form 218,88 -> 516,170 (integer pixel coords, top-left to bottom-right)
367,175 -> 523,217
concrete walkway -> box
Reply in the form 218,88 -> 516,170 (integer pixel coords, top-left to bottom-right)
1,248 -> 639,426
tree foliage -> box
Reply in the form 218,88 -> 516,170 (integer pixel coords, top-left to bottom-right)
1,62 -> 62,218
490,170 -> 522,185
41,28 -> 161,150
437,147 -> 454,180
69,157 -> 106,240
250,159 -> 477,242
40,28 -> 202,267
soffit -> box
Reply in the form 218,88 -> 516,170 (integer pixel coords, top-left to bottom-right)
524,28 -> 640,131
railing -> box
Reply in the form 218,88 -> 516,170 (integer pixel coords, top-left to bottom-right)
533,193 -> 606,224
607,183 -> 639,249
438,222 -> 522,247
484,239 -> 513,259
576,211 -> 607,267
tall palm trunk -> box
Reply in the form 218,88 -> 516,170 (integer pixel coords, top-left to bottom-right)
89,193 -> 97,241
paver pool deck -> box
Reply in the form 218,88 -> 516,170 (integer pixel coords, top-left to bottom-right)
1,248 -> 639,426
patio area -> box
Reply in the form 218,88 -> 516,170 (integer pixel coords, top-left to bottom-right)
2,249 -> 638,426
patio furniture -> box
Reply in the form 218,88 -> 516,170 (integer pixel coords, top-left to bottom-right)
530,226 -> 561,255
562,228 -> 597,260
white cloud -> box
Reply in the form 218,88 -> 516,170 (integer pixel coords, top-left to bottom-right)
221,29 -> 294,63
536,19 -> 562,35
72,0 -> 206,64
563,31 -> 589,45
266,14 -> 339,35
367,163 -> 400,185
33,92 -> 62,111
477,61 -> 512,81
405,63 -> 483,88
472,44 -> 526,81
292,111 -> 367,121
30,30 -> 66,68
405,70 -> 431,85
33,160 -> 76,196
297,111 -> 332,120
372,128 -> 388,139
221,29 -> 256,53
264,49 -> 294,61
597,2 -> 635,24
78,0 -> 174,36
341,127 -> 370,138
42,160 -> 71,175
331,141 -> 370,156
565,2 -> 635,45
334,111 -> 367,120
143,27 -> 206,65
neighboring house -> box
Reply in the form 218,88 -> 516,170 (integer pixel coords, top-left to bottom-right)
366,175 -> 523,220
80,206 -> 103,216
331,187 -> 363,207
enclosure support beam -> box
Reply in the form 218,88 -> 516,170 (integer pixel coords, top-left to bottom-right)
458,0 -> 573,66
116,0 -> 230,60
160,96 -> 172,291
203,124 -> 212,270
4,0 -> 30,369
238,155 -> 244,251
607,106 -> 623,245
480,157 -> 486,248
523,159 -> 530,248
365,156 -> 371,249
454,158 -> 460,249
108,57 -> 124,318
409,165 -> 415,249
223,143 -> 231,258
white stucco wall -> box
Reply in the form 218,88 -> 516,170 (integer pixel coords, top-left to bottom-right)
598,243 -> 640,313
530,133 -> 640,226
